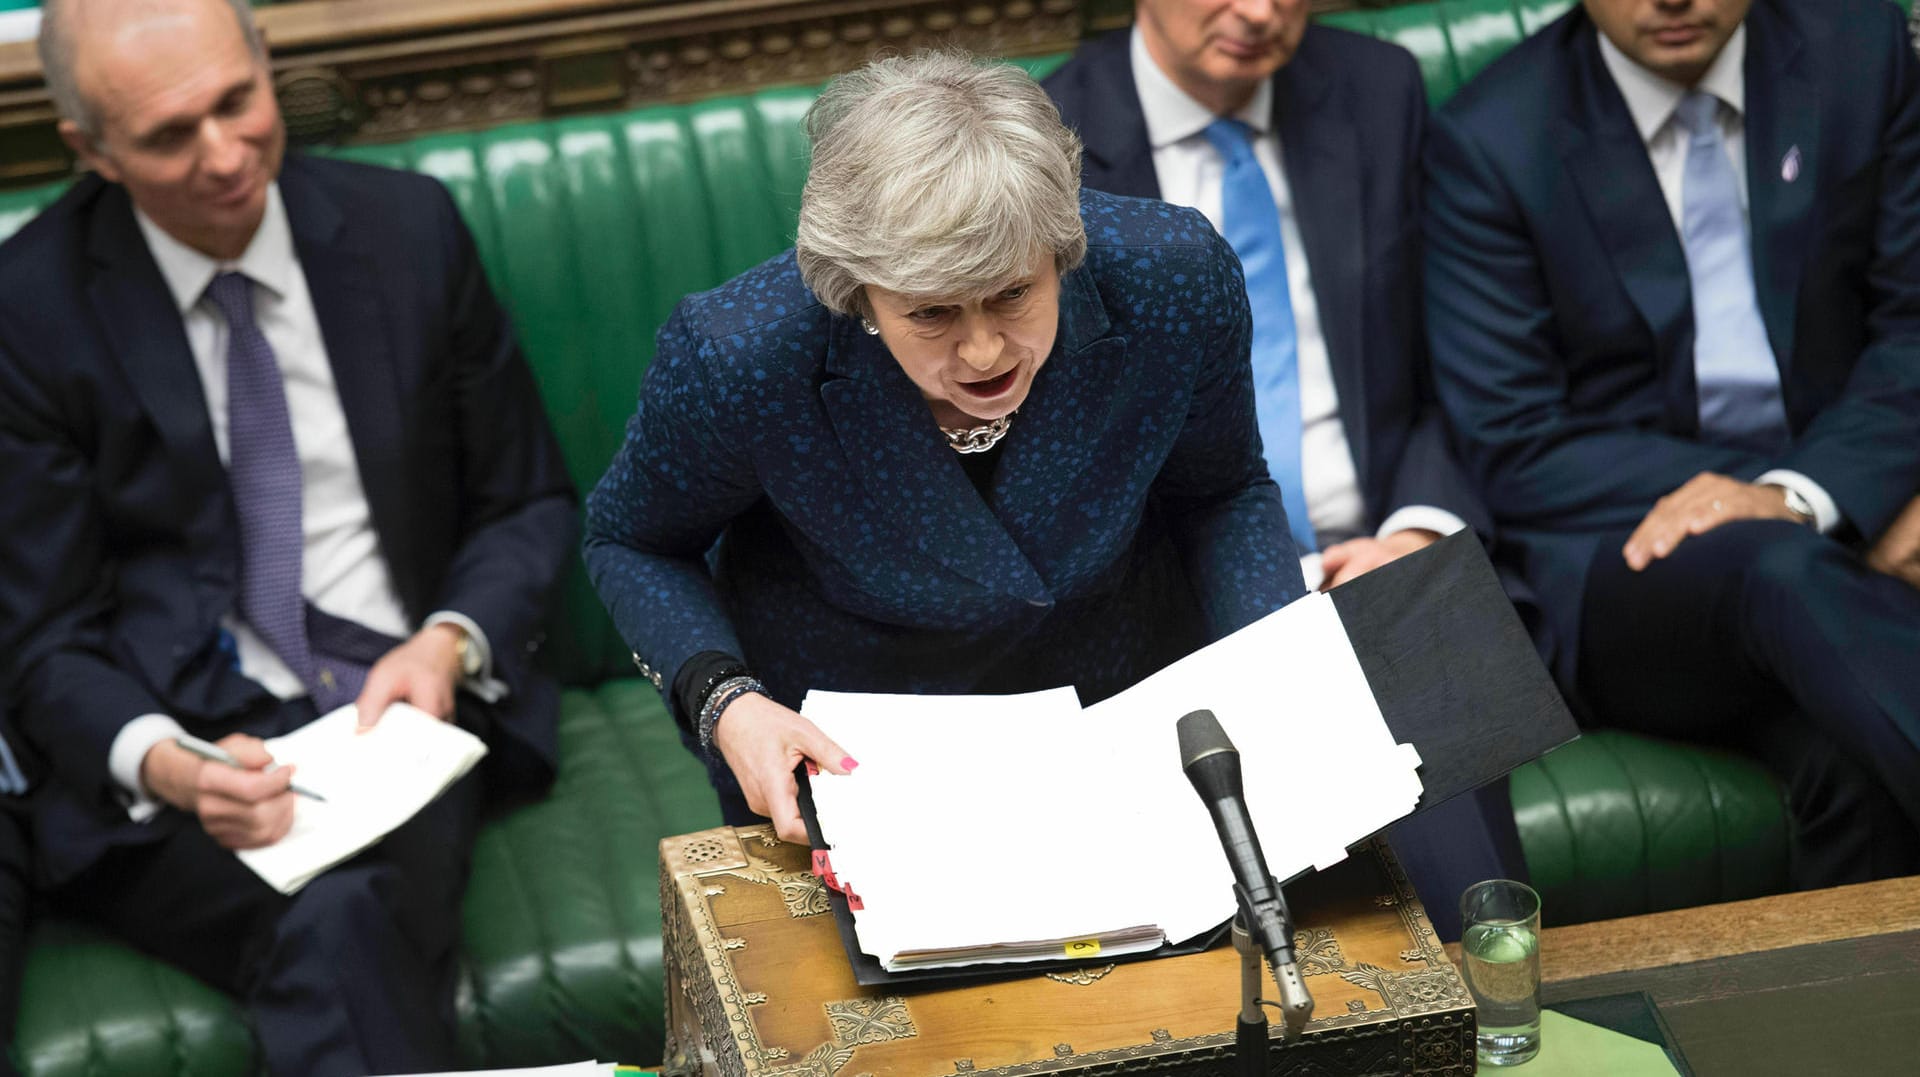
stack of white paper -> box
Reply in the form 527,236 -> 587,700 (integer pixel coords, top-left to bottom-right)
236,702 -> 490,895
804,592 -> 1423,972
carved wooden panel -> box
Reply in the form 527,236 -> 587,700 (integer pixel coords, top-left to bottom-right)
0,0 -> 1094,185
0,0 -> 1405,186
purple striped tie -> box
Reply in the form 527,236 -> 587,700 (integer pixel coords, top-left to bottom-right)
206,272 -> 320,697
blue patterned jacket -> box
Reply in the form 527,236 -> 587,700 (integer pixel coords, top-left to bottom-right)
585,189 -> 1305,778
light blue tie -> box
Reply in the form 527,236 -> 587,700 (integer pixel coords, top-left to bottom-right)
1675,91 -> 1789,453
1205,119 -> 1315,554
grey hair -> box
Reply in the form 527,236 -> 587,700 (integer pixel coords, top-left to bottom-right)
39,0 -> 267,141
796,50 -> 1087,317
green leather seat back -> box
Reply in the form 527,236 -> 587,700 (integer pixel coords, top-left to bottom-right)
1319,0 -> 1576,105
326,92 -> 822,686
11,921 -> 258,1076
1324,0 -> 1912,107
454,683 -> 720,1068
1511,731 -> 1788,924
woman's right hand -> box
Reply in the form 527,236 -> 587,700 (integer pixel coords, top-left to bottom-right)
711,693 -> 857,844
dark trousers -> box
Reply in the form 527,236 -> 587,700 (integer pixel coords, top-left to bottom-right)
53,714 -> 482,1077
0,800 -> 27,1077
1387,780 -> 1529,942
1579,520 -> 1920,888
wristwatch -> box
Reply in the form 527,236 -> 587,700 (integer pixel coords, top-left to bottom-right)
454,630 -> 484,678
1765,483 -> 1816,527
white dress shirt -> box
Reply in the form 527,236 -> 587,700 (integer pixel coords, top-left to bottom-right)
1129,30 -> 1465,588
108,185 -> 497,815
1597,27 -> 1840,533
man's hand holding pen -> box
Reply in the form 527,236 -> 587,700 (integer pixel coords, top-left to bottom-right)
142,733 -> 300,850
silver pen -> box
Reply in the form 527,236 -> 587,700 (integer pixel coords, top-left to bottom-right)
173,734 -> 329,802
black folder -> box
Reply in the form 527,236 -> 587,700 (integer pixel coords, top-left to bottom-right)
1327,530 -> 1580,813
801,530 -> 1580,987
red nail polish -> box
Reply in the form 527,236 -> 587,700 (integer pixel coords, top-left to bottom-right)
841,756 -> 859,772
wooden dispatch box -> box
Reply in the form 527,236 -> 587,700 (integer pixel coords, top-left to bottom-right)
659,826 -> 1475,1077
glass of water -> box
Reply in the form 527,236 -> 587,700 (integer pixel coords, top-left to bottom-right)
1460,879 -> 1542,1066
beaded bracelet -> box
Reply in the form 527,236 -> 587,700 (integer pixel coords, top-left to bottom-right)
697,674 -> 768,752
684,659 -> 750,713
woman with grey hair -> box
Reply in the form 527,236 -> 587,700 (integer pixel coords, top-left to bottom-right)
586,51 -> 1305,841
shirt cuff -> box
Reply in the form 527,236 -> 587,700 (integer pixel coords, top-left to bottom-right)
423,610 -> 509,704
0,733 -> 26,795
1298,552 -> 1326,593
1375,506 -> 1470,542
108,713 -> 188,823
1755,470 -> 1841,534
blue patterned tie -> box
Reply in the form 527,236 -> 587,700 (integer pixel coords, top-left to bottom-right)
206,272 -> 324,701
1675,91 -> 1789,453
1205,119 -> 1315,554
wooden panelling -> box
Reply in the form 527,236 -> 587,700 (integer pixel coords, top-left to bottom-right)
0,0 -> 1396,186
1,0 -> 1091,184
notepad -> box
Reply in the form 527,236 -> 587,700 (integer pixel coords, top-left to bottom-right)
803,591 -> 1425,972
235,702 -> 489,894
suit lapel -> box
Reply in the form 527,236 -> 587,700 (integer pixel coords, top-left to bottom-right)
1742,2 -> 1816,388
279,161 -> 417,602
1560,28 -> 1699,431
819,317 -> 1048,602
85,187 -> 227,506
989,266 -> 1131,554
1274,42 -> 1370,471
1069,32 -> 1163,199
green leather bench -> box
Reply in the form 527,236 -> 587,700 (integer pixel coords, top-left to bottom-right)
0,0 -> 1844,1070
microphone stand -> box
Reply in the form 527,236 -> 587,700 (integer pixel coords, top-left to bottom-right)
1232,918 -> 1268,1077
1231,882 -> 1314,1077
1174,709 -> 1312,1073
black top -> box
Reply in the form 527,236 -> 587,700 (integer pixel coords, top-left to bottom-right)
956,441 -> 1004,495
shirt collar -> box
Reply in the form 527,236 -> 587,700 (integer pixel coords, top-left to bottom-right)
1597,22 -> 1747,145
134,182 -> 294,314
1129,25 -> 1273,149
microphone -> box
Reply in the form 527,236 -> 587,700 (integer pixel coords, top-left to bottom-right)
1178,709 -> 1314,1036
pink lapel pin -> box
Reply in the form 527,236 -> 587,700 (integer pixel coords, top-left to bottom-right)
1781,146 -> 1802,183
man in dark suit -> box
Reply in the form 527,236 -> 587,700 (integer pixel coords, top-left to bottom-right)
0,0 -> 576,1071
1043,0 -> 1526,939
1426,0 -> 1920,886
1045,0 -> 1488,593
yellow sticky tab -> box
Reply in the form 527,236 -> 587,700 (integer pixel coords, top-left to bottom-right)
1064,939 -> 1101,958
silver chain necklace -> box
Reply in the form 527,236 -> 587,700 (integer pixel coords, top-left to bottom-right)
940,410 -> 1016,454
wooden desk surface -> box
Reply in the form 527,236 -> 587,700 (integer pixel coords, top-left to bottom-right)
1536,874 -> 1920,984
1450,876 -> 1920,1075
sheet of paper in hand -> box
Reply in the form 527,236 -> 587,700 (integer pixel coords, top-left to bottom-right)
236,702 -> 488,894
